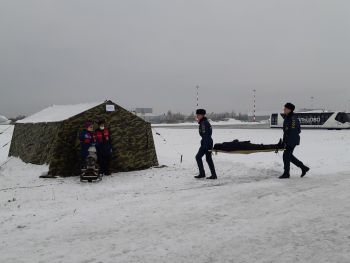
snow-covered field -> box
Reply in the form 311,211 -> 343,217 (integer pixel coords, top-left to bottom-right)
1,125 -> 350,263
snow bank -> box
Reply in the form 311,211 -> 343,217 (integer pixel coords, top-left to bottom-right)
213,118 -> 264,125
152,118 -> 264,127
0,125 -> 14,164
17,102 -> 101,124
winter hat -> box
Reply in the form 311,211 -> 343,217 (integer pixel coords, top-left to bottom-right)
85,121 -> 93,128
196,109 -> 206,115
284,103 -> 295,112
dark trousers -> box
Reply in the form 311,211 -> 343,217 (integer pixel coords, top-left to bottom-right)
283,145 -> 305,174
196,147 -> 216,176
80,147 -> 89,168
97,152 -> 111,174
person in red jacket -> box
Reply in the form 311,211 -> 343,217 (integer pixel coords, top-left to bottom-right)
95,120 -> 113,175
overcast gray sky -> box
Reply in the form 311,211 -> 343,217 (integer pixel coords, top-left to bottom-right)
1,0 -> 350,117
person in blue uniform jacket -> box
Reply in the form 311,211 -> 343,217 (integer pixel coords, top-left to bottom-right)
79,121 -> 96,169
280,103 -> 310,179
194,109 -> 217,180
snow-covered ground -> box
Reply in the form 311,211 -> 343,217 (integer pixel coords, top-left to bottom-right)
1,126 -> 350,263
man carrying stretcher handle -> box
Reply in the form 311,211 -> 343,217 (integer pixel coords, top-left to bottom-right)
280,102 -> 310,179
194,109 -> 218,180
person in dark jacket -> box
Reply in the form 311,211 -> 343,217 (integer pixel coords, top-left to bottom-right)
280,103 -> 310,179
194,109 -> 217,180
95,120 -> 113,175
79,121 -> 96,168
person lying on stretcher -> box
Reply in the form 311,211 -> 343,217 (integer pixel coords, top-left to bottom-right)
213,139 -> 285,153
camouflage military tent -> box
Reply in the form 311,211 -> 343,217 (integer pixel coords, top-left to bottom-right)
9,100 -> 158,177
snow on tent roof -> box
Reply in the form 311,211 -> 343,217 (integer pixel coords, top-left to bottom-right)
17,102 -> 102,124
0,115 -> 9,123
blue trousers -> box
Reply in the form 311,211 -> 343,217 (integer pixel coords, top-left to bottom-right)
283,145 -> 305,174
196,147 -> 216,176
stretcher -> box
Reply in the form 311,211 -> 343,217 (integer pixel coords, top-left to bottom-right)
211,148 -> 284,155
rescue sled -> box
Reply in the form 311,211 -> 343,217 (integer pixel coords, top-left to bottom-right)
211,139 -> 285,155
80,146 -> 102,182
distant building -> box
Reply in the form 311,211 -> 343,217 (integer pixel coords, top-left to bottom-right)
132,108 -> 168,123
134,113 -> 167,123
134,108 -> 153,114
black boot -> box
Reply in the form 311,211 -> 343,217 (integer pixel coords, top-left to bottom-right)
279,173 -> 290,179
206,175 -> 217,180
301,166 -> 310,178
194,174 -> 205,179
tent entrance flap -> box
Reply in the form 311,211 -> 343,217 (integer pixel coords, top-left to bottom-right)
212,139 -> 285,155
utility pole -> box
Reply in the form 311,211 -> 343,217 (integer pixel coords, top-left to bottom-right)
253,89 -> 256,122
